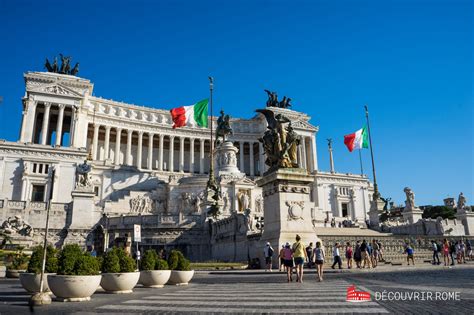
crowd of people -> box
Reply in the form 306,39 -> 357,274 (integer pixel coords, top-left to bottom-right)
431,239 -> 472,266
263,236 -> 473,283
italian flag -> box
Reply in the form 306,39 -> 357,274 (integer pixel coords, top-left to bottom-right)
344,126 -> 369,152
170,99 -> 208,129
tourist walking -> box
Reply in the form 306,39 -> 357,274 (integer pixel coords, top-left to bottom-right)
442,239 -> 450,266
345,242 -> 353,269
305,242 -> 314,268
292,235 -> 307,283
371,240 -> 379,268
331,242 -> 342,269
466,240 -> 472,261
449,240 -> 456,266
354,240 -> 362,268
460,240 -> 466,263
431,240 -> 440,265
264,242 -> 274,272
313,241 -> 325,281
404,243 -> 415,265
377,240 -> 384,262
282,242 -> 294,282
279,244 -> 285,272
361,240 -> 371,268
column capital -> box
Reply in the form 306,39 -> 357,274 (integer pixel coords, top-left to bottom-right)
179,136 -> 185,143
105,125 -> 112,131
159,134 -> 165,139
57,104 -> 66,110
43,102 -> 52,108
148,132 -> 155,138
93,124 -> 100,130
169,135 -> 175,140
138,130 -> 144,136
127,129 -> 134,135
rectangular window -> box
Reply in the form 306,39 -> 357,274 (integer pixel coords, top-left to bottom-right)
342,203 -> 348,217
31,185 -> 45,202
33,163 -> 37,173
44,164 -> 49,174
38,164 -> 43,174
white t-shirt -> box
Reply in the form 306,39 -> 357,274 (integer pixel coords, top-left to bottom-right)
333,246 -> 340,257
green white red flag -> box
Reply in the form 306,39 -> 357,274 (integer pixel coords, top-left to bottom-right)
170,99 -> 208,128
344,126 -> 369,152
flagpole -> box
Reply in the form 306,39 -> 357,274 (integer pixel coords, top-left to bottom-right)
364,105 -> 380,200
358,149 -> 364,176
208,77 -> 214,183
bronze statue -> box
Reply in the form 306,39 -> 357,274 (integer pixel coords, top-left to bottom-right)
264,90 -> 293,108
256,109 -> 300,170
70,62 -> 79,76
215,110 -> 233,145
44,54 -> 79,76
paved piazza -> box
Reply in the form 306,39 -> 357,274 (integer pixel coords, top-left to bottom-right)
0,265 -> 473,314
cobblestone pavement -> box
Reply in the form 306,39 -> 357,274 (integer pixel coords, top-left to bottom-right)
0,264 -> 472,314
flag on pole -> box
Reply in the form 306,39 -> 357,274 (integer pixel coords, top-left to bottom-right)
344,126 -> 369,152
170,99 -> 208,128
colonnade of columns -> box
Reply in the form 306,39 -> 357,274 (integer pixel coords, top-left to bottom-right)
87,124 -> 316,176
20,101 -> 75,146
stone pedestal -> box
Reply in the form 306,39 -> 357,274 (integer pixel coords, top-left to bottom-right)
216,141 -> 243,176
367,197 -> 384,230
402,207 -> 423,224
456,209 -> 474,236
70,189 -> 96,229
256,168 -> 318,268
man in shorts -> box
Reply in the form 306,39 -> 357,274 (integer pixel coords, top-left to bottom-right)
264,242 -> 274,271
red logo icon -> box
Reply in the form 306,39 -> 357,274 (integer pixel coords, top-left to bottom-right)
346,285 -> 371,302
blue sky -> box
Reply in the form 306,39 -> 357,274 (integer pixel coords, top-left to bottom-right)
0,0 -> 472,205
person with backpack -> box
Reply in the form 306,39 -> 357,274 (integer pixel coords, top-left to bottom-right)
361,240 -> 371,268
305,242 -> 314,268
354,240 -> 362,268
449,240 -> 456,266
404,242 -> 415,265
432,240 -> 440,265
292,234 -> 308,283
264,242 -> 274,272
313,241 -> 325,282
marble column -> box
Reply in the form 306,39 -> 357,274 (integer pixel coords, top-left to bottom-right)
126,130 -> 133,165
69,106 -> 77,147
147,133 -> 154,170
92,124 -> 100,160
20,98 -> 37,143
104,126 -> 111,160
239,142 -> 245,174
179,137 -> 185,172
40,103 -> 51,145
249,142 -> 255,176
200,139 -> 205,174
310,134 -> 318,172
55,104 -> 65,146
114,128 -> 122,165
189,138 -> 195,173
258,141 -> 265,175
137,131 -> 143,168
158,134 -> 164,171
169,136 -> 175,172
301,137 -> 307,170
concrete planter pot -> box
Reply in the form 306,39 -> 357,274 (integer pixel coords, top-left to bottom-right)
6,269 -> 26,278
139,270 -> 171,288
100,272 -> 140,294
19,273 -> 55,293
168,270 -> 194,285
0,266 -> 6,278
48,274 -> 102,302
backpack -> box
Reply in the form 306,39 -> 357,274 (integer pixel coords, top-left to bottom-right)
268,247 -> 274,257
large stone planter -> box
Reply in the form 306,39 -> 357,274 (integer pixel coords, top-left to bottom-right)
6,269 -> 26,278
48,274 -> 102,302
0,266 -> 6,278
168,270 -> 194,285
19,273 -> 55,293
139,270 -> 171,288
100,272 -> 140,293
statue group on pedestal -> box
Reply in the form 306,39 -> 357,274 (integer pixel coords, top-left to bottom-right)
1,215 -> 33,237
215,110 -> 233,145
264,90 -> 292,108
257,109 -> 301,169
76,160 -> 92,189
404,187 -> 416,210
44,54 -> 79,76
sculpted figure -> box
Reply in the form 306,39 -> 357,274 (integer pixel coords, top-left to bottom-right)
215,110 -> 233,145
404,187 -> 416,209
239,191 -> 250,212
255,194 -> 263,213
457,192 -> 467,210
45,58 -> 53,72
76,160 -> 92,188
244,208 -> 253,231
70,62 -> 79,76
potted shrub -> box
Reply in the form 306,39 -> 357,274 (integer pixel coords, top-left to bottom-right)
100,247 -> 139,294
139,249 -> 171,288
167,250 -> 194,285
6,247 -> 29,278
48,244 -> 101,302
19,245 -> 58,293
